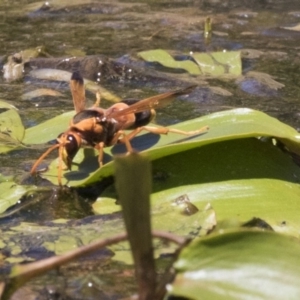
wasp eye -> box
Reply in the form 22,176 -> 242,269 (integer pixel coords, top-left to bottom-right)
57,133 -> 81,170
65,134 -> 79,159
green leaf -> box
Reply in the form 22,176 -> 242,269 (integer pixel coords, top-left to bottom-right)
95,136 -> 300,236
150,179 -> 300,237
138,49 -> 201,75
23,111 -> 74,144
0,106 -> 25,153
94,186 -> 216,239
138,49 -> 242,76
38,108 -> 300,186
0,182 -> 36,214
192,50 -> 241,76
168,230 -> 300,300
0,100 -> 18,110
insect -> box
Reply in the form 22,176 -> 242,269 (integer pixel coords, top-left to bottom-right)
30,72 -> 209,185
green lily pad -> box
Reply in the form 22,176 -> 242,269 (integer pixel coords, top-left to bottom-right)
168,230 -> 300,300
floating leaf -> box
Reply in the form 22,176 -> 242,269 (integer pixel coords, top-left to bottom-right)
168,230 -> 300,300
95,136 -> 300,236
38,108 -> 300,186
23,111 -> 74,144
0,182 -> 36,214
0,107 -> 25,153
0,109 -> 24,141
192,50 -> 241,76
138,49 -> 242,76
0,100 -> 18,110
138,49 -> 201,75
94,187 -> 216,239
150,178 -> 300,237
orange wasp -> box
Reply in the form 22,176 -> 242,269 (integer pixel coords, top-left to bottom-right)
30,72 -> 208,185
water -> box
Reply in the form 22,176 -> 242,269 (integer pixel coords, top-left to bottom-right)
1,0 -> 300,298
1,1 -> 300,127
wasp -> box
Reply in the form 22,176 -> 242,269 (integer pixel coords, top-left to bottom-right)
30,72 -> 208,185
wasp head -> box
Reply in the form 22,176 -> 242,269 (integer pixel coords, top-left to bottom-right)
57,132 -> 81,170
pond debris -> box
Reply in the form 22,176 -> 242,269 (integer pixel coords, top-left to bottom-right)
21,88 -> 64,101
236,71 -> 285,96
242,217 -> 274,231
3,55 -> 24,82
282,24 -> 300,31
172,194 -> 199,216
241,49 -> 264,59
29,68 -> 121,103
3,46 -> 51,82
208,86 -> 233,96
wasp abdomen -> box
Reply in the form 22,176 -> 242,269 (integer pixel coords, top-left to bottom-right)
121,99 -> 155,128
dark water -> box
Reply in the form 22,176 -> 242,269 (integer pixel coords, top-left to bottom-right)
1,0 -> 300,298
1,1 -> 300,126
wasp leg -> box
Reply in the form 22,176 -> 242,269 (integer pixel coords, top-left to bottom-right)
57,144 -> 64,186
92,91 -> 101,107
119,125 -> 209,142
109,130 -> 134,152
95,133 -> 134,168
95,141 -> 105,167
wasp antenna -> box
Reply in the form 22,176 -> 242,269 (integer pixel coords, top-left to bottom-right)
30,143 -> 60,175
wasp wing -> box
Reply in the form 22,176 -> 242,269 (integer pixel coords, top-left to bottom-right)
70,71 -> 86,113
108,85 -> 196,118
